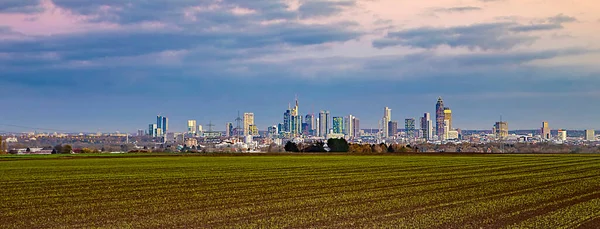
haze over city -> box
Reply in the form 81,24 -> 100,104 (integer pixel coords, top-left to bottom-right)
1,0 -> 599,133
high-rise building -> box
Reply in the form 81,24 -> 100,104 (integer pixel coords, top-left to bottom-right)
283,109 -> 291,133
305,114 -> 315,135
226,122 -> 234,137
290,99 -> 301,136
319,111 -> 330,137
421,113 -> 433,140
344,115 -> 355,137
137,129 -> 145,137
585,130 -> 595,141
353,118 -> 360,138
248,124 -> 259,136
405,118 -> 415,139
149,124 -> 157,137
557,129 -> 567,141
198,125 -> 203,133
541,122 -> 551,139
382,107 -> 392,138
157,116 -> 163,130
333,117 -> 344,134
162,117 -> 168,134
268,125 -> 278,138
443,120 -> 450,140
436,97 -> 445,138
244,113 -> 254,136
187,120 -> 197,134
388,121 -> 398,137
443,108 -> 452,131
494,122 -> 509,139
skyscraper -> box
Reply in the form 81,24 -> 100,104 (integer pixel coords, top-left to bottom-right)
558,129 -> 567,141
585,130 -> 595,141
187,120 -> 197,135
243,113 -> 254,136
388,121 -> 398,137
344,115 -> 355,137
494,122 -> 508,139
443,108 -> 452,131
382,107 -> 392,138
283,109 -> 291,133
436,97 -> 445,138
304,114 -> 315,135
319,110 -> 330,137
405,118 -> 415,139
290,99 -> 301,136
226,122 -> 234,137
353,118 -> 360,138
162,117 -> 168,134
421,113 -> 433,140
541,122 -> 551,139
333,117 -> 344,134
149,124 -> 157,137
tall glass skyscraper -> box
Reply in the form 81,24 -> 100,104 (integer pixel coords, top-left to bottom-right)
436,97 -> 445,138
319,110 -> 330,137
333,117 -> 344,134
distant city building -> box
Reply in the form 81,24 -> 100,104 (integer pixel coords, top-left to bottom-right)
244,113 -> 254,136
155,115 -> 168,137
585,129 -> 595,141
352,117 -> 360,138
382,107 -> 392,138
447,130 -> 459,140
443,120 -> 450,140
149,124 -> 157,137
248,124 -> 259,136
226,122 -> 234,137
557,129 -> 567,141
137,129 -> 145,137
344,115 -> 355,137
494,122 -> 509,139
318,111 -> 330,137
443,108 -> 452,131
421,113 -> 433,140
304,114 -> 315,135
198,125 -> 203,133
187,120 -> 197,135
436,97 -> 445,138
185,138 -> 198,147
541,121 -> 551,139
268,125 -> 278,138
404,118 -> 415,139
290,99 -> 301,136
333,117 -> 344,134
388,121 -> 398,137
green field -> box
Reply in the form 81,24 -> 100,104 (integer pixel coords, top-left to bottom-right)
1,154 -> 600,228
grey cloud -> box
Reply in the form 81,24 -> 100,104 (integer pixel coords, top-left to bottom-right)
509,23 -> 563,32
298,0 -> 355,18
0,0 -> 42,13
374,14 -> 578,50
373,22 -> 536,50
433,6 -> 482,13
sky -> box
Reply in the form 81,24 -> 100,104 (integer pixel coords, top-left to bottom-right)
0,0 -> 599,133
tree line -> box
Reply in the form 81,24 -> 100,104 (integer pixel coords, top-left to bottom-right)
284,138 -> 412,153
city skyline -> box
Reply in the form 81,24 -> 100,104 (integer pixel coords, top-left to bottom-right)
1,0 -> 599,132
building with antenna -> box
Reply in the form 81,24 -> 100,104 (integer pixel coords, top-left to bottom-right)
436,97 -> 445,138
494,122 -> 509,139
382,107 -> 392,138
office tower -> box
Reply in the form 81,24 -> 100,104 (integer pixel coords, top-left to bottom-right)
494,122 -> 509,139
301,123 -> 310,135
244,113 -> 254,136
248,124 -> 259,136
557,129 -> 567,141
149,124 -> 157,137
162,117 -> 168,134
283,109 -> 291,133
226,122 -> 234,137
382,107 -> 392,138
290,99 -> 301,136
389,121 -> 399,137
157,115 -> 162,131
436,97 -> 445,138
585,130 -> 595,141
319,111 -> 330,137
541,122 -> 551,139
405,118 -> 415,139
443,108 -> 452,130
156,128 -> 163,138
344,115 -> 355,137
353,117 -> 360,138
421,113 -> 433,140
187,120 -> 197,135
268,125 -> 278,138
443,120 -> 450,140
277,123 -> 284,134
305,114 -> 315,135
333,117 -> 344,134
137,129 -> 144,137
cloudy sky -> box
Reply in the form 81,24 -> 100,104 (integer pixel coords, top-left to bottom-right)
1,0 -> 599,133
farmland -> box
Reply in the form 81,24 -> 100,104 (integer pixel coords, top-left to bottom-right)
1,154 -> 600,228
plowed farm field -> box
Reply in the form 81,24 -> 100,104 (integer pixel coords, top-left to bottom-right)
1,154 -> 600,228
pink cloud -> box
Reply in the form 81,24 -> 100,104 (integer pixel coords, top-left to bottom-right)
0,0 -> 120,37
